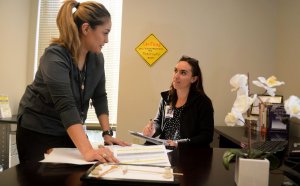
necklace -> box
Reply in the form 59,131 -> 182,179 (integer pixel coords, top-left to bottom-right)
78,63 -> 87,123
78,65 -> 86,90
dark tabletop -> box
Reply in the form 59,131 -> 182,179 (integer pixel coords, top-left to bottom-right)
0,147 -> 287,186
0,115 -> 17,124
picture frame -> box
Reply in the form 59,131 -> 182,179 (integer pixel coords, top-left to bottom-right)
250,95 -> 283,115
267,103 -> 290,133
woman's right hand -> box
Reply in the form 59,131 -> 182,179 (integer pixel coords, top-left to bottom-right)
83,146 -> 119,163
142,119 -> 156,137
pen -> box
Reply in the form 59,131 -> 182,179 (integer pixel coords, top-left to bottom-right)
175,138 -> 190,143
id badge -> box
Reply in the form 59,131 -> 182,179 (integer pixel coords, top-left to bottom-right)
165,105 -> 174,118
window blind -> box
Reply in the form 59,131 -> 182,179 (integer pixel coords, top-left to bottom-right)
35,0 -> 122,125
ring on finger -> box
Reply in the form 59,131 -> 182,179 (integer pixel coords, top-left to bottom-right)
102,153 -> 107,158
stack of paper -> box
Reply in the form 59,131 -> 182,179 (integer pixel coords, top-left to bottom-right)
113,145 -> 170,166
40,144 -> 170,166
40,148 -> 96,165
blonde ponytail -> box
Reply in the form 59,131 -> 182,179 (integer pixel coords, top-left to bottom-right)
52,0 -> 80,64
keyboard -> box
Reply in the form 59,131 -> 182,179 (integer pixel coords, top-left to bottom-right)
250,140 -> 288,153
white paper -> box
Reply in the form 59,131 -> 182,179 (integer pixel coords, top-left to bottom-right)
40,144 -> 171,166
271,120 -> 287,130
112,145 -> 171,166
40,148 -> 96,165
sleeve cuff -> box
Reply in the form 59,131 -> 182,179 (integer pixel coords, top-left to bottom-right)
60,109 -> 82,128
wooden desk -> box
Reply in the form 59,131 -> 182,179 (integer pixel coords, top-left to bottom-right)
0,115 -> 17,124
214,125 -> 276,148
214,125 -> 300,149
0,147 -> 288,186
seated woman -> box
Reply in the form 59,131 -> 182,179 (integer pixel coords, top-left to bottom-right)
143,55 -> 214,148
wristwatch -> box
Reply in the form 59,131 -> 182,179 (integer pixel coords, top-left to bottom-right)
102,129 -> 113,137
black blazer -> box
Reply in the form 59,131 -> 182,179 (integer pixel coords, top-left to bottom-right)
152,90 -> 214,147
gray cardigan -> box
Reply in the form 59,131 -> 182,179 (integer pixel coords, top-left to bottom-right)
17,44 -> 108,136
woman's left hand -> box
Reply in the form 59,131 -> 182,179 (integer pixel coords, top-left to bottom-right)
103,135 -> 131,146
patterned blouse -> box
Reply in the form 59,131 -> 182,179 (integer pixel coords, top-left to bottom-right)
160,106 -> 184,140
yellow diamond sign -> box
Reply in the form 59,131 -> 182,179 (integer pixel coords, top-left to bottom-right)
135,34 -> 168,66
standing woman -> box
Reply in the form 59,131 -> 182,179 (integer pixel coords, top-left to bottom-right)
143,56 -> 214,147
17,0 -> 129,164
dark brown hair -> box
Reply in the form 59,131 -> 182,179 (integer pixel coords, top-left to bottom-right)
169,55 -> 206,107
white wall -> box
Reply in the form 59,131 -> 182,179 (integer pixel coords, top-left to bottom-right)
0,0 -> 33,114
117,0 -> 279,141
276,0 -> 300,136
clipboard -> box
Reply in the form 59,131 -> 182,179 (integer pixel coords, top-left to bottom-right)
128,130 -> 167,145
80,162 -> 180,185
